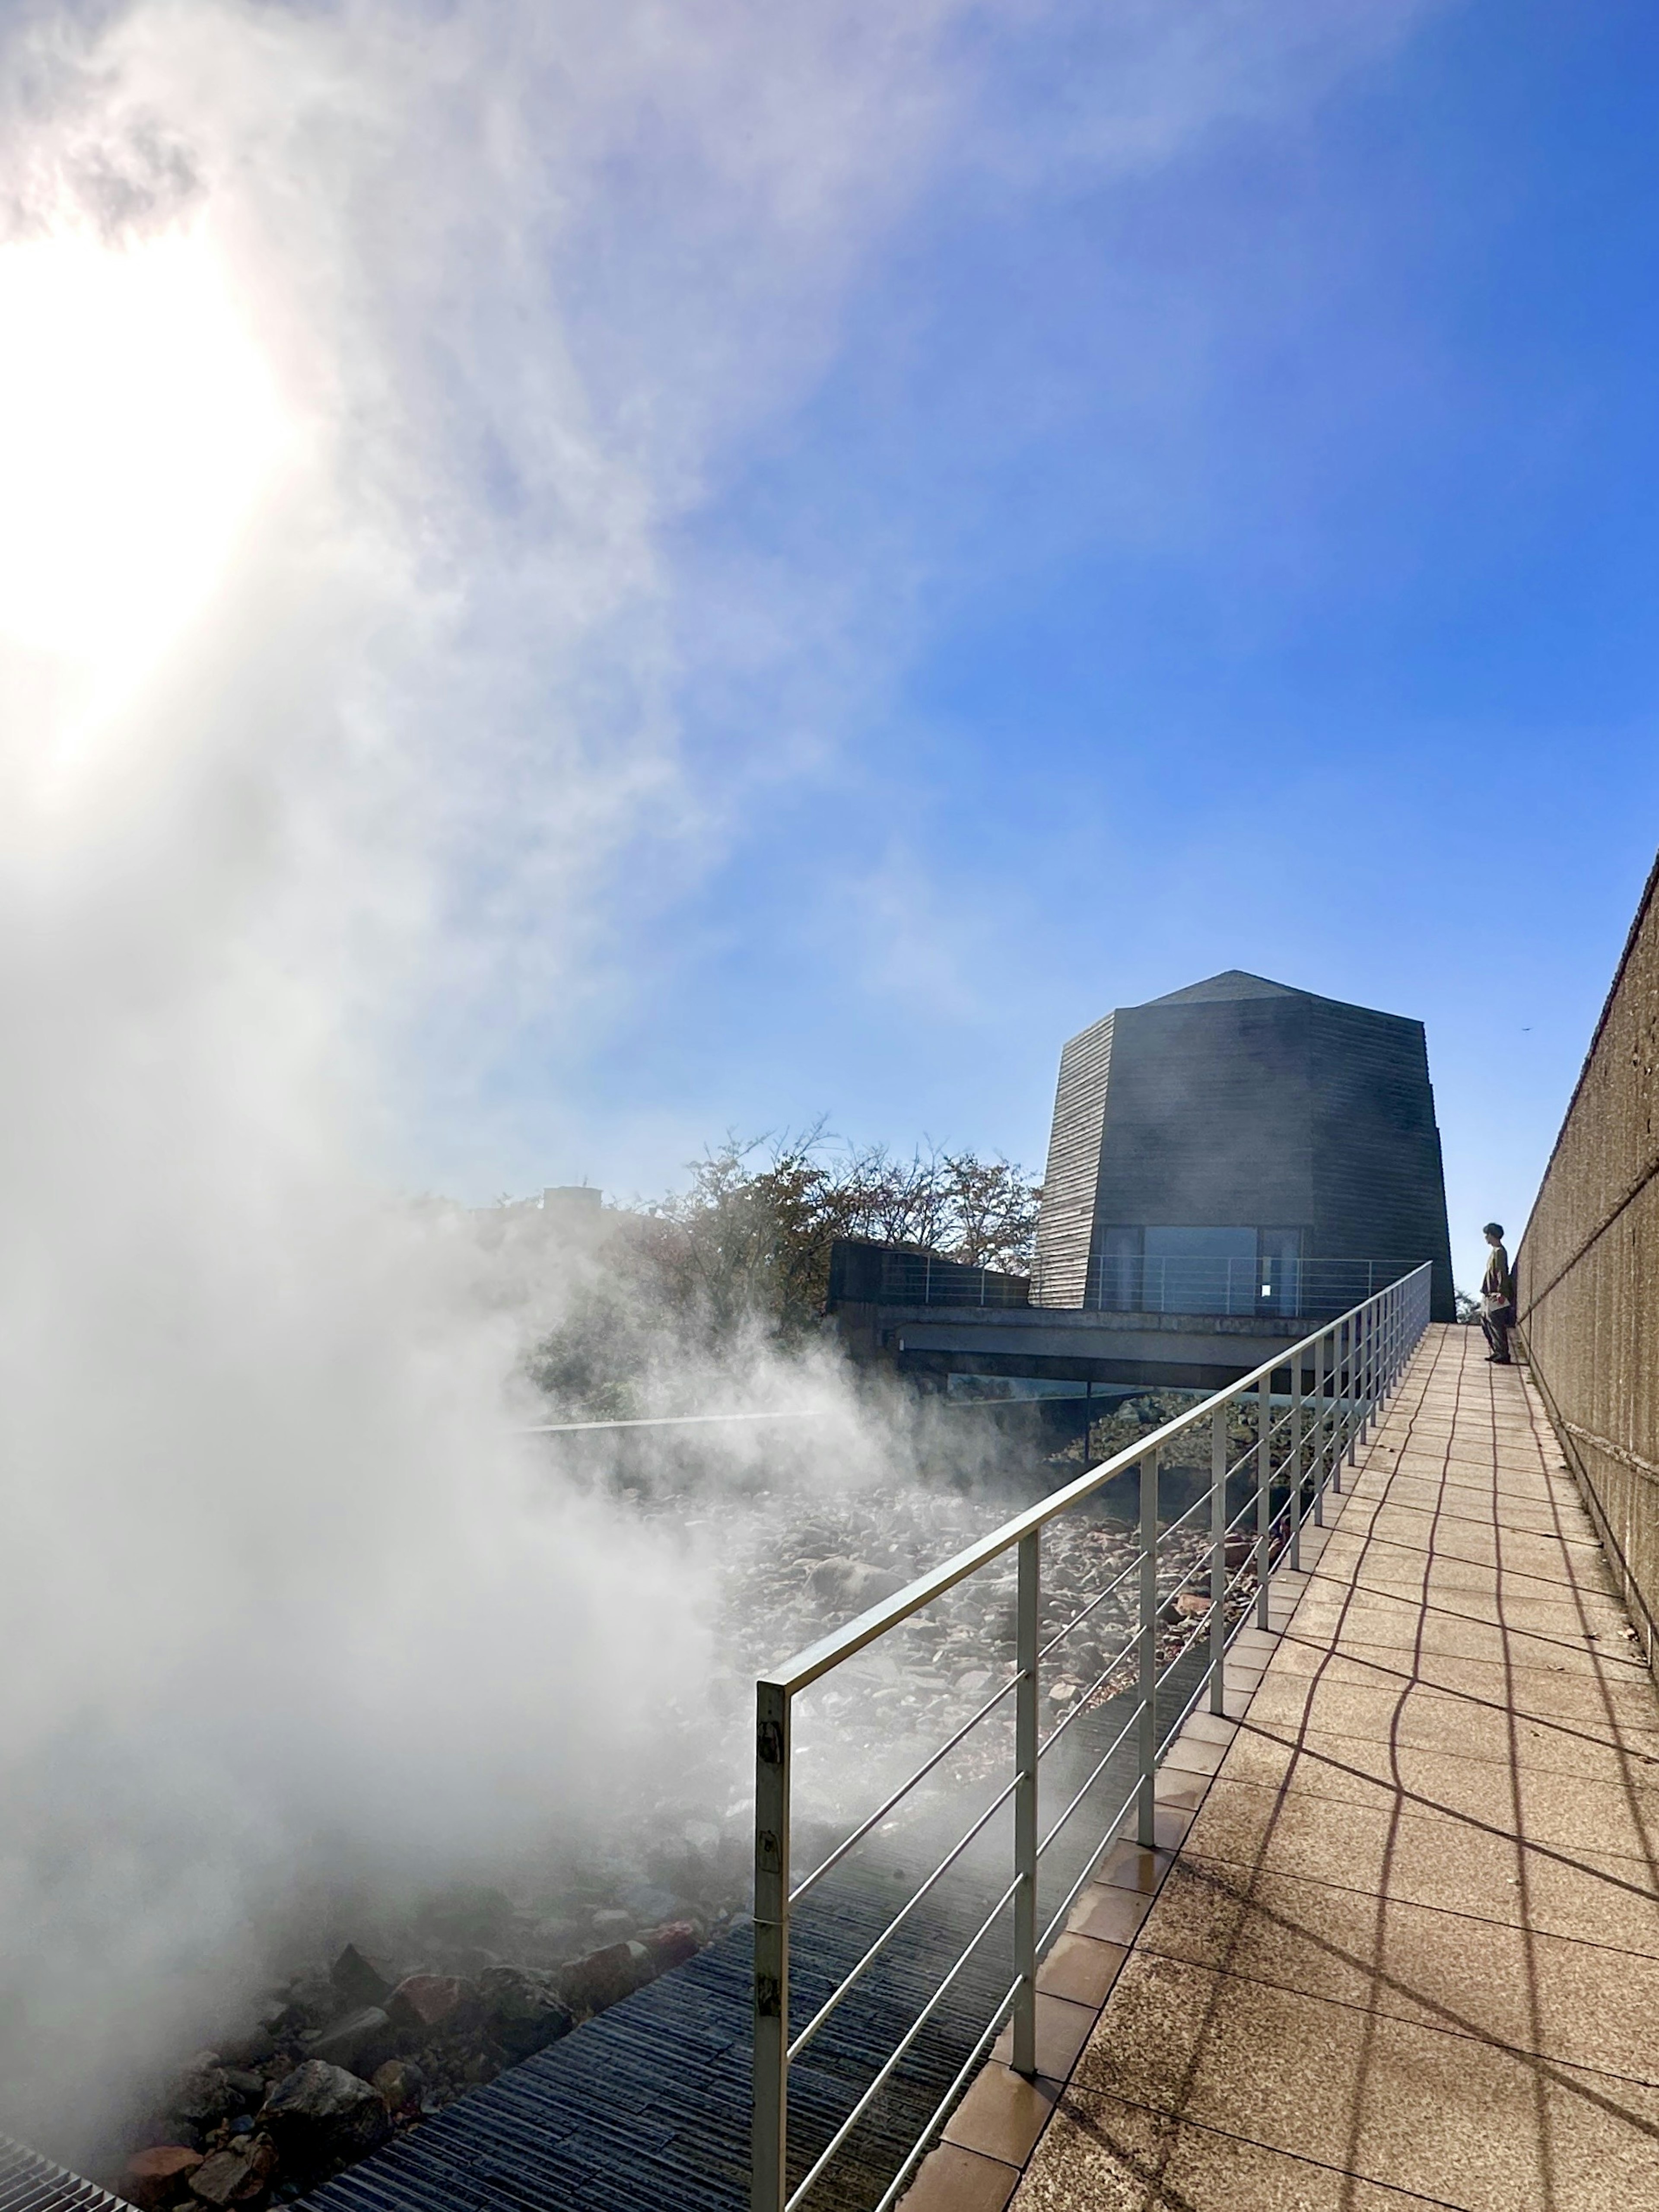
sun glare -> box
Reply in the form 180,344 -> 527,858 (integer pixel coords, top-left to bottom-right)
0,223 -> 289,743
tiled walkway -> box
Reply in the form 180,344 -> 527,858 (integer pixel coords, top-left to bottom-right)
910,1323 -> 1659,2212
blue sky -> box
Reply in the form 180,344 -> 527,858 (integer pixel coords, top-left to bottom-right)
424,0 -> 1656,1297
7,0 -> 1648,1305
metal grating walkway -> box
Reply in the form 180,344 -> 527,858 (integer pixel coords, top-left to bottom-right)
0,2138 -> 128,2212
298,1659 -> 1206,2212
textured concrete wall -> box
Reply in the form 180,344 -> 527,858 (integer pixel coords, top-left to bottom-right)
1033,972 -> 1456,1319
1517,850 -> 1659,1653
1034,1011 -> 1113,1306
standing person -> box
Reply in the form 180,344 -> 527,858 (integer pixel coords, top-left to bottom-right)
1480,1222 -> 1514,1365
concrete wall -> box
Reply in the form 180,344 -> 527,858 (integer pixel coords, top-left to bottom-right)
1517,850 -> 1659,1657
1033,1011 -> 1113,1305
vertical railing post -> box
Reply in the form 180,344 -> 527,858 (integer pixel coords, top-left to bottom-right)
1255,1369 -> 1272,1630
753,1681 -> 791,2212
1312,1329 -> 1328,1526
1344,1311 -> 1358,1469
1011,1530 -> 1039,2078
1358,1302 -> 1372,1444
1208,1401 -> 1227,1714
1137,1446 -> 1160,1846
1289,1343 -> 1305,1572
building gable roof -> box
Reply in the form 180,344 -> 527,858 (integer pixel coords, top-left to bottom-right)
1140,970 -> 1304,1007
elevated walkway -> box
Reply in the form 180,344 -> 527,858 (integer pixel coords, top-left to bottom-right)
911,1323 -> 1659,2211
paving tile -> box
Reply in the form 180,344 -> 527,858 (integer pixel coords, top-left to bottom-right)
1016,2090 -> 1471,2210
991,1993 -> 1097,2079
1036,1933 -> 1129,2007
898,2141 -> 1018,2211
1287,1592 -> 1644,1678
1160,1735 -> 1228,1777
1227,1683 -> 1659,1789
1096,1841 -> 1175,1897
1179,1711 -> 1239,1747
1260,1635 -> 1659,1735
1213,1720 -> 1659,1859
1153,1768 -> 1209,1813
1068,1950 -> 1659,2212
943,2064 -> 1062,2165
1135,1853 -> 1659,2084
1065,1881 -> 1153,1945
1178,1778 -> 1659,1957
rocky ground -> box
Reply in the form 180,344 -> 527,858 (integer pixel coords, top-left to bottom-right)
105,1400 -> 1273,2209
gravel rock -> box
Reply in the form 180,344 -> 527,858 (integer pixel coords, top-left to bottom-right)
558,1939 -> 655,2017
639,1922 -> 699,1975
168,2067 -> 239,2131
371,2059 -> 425,2113
260,2062 -> 391,2178
310,2008 -> 396,2076
125,2146 -> 203,2209
804,1558 -> 909,1611
330,1945 -> 392,2010
386,1973 -> 480,2037
214,2024 -> 276,2069
475,1966 -> 574,2062
188,2135 -> 276,2206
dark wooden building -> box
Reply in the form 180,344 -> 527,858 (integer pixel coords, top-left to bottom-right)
1033,970 -> 1456,1323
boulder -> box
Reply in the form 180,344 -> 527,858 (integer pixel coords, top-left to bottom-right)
805,1558 -> 908,1611
310,2007 -> 397,2075
214,2024 -> 276,2069
476,1965 -> 574,2061
371,2058 -> 425,2113
188,2136 -> 276,2207
639,1922 -> 699,1974
260,2061 -> 391,2178
558,1939 -> 655,2017
125,2146 -> 203,2210
168,2067 -> 239,2131
386,1973 -> 480,2038
330,1944 -> 392,2010
1174,1591 -> 1211,1618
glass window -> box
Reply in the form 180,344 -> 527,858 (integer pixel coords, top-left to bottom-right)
1142,1226 -> 1255,1314
1094,1224 -> 1142,1311
1257,1227 -> 1303,1315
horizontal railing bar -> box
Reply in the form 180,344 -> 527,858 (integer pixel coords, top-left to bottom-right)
1037,1707 -> 1141,1856
786,1775 -> 1019,2059
868,1978 -> 1022,2212
1155,1605 -> 1226,1688
514,1407 -> 824,1435
788,1675 -> 1019,1904
1037,1549 -> 1144,1660
763,1271 -> 1427,1694
1039,1442 -> 1270,1670
784,1875 -> 1023,2211
1038,1776 -> 1139,1950
1038,1646 -> 1138,1759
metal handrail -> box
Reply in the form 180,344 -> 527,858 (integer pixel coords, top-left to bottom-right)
752,1263 -> 1432,2212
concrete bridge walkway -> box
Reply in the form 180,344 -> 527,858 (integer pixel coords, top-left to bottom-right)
923,1322 -> 1659,2212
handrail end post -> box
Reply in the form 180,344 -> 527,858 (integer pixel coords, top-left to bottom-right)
753,1679 -> 791,2212
1011,1531 -> 1040,2077
1136,1448 -> 1159,1846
